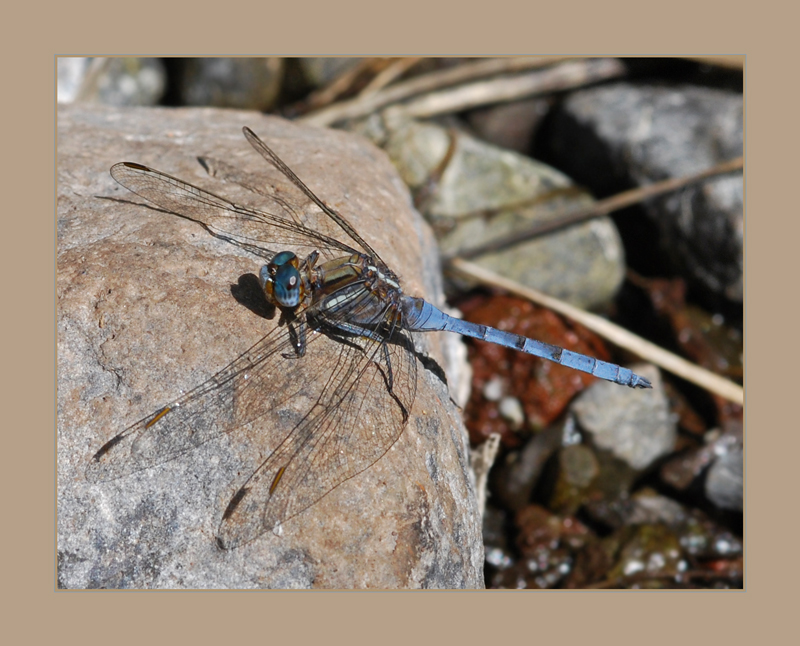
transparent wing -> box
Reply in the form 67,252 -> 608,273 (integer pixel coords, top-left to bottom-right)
85,320 -> 313,482
110,161 -> 360,262
197,155 -> 308,229
216,322 -> 418,549
97,128 -> 418,547
242,127 -> 384,262
87,284 -> 419,549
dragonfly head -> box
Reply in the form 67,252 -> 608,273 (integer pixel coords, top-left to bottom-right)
260,251 -> 304,309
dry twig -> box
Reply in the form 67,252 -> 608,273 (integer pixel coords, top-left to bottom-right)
358,57 -> 423,97
298,56 -> 574,127
399,58 -> 625,119
452,155 -> 744,260
301,58 -> 383,112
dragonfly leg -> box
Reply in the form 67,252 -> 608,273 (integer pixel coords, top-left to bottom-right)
381,341 -> 394,392
281,317 -> 307,359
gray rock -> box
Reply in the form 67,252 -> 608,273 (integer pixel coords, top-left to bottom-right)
553,83 -> 743,302
626,489 -> 687,526
177,58 -> 284,111
705,447 -> 743,511
660,420 -> 742,506
57,104 -> 483,588
356,112 -> 626,310
571,364 -> 675,471
491,425 -> 562,513
57,57 -> 166,106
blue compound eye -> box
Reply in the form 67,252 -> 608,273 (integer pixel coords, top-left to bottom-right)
271,251 -> 297,267
271,262 -> 302,307
259,252 -> 303,307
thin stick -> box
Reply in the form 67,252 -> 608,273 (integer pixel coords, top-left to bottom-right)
301,58 -> 381,112
452,156 -> 744,260
471,433 -> 501,520
358,57 -> 423,97
298,56 -> 572,127
448,258 -> 744,405
400,58 -> 625,119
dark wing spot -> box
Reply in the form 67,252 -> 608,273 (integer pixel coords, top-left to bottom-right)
222,486 -> 250,521
92,434 -> 124,461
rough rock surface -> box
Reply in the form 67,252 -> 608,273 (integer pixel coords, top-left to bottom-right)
549,83 -> 743,302
57,104 -> 483,588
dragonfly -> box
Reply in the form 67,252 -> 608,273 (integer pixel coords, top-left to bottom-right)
86,126 -> 652,550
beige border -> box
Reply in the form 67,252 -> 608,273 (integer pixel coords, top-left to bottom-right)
19,0 -> 767,642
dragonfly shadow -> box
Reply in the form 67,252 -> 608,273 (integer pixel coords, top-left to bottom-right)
231,273 -> 277,321
96,194 -> 174,213
417,351 -> 448,389
387,325 -> 449,391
